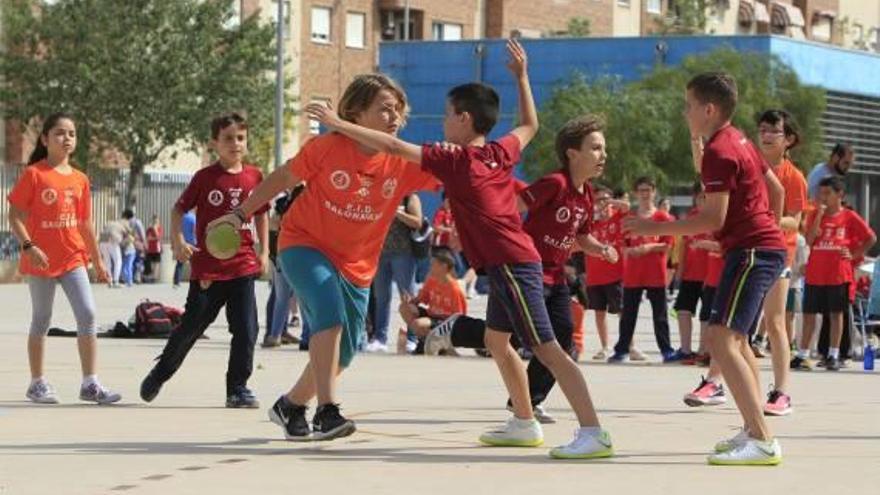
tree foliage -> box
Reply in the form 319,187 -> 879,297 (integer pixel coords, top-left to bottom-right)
0,0 -> 290,207
525,48 -> 827,192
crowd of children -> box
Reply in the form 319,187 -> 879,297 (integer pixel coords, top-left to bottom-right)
8,39 -> 877,468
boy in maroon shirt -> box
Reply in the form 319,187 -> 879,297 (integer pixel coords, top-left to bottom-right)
307,40 -> 613,460
140,114 -> 269,408
626,73 -> 787,465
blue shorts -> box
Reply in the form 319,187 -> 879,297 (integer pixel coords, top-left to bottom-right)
709,249 -> 785,335
485,262 -> 556,350
277,246 -> 369,368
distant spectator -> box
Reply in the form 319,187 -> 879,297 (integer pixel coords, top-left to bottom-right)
144,214 -> 163,283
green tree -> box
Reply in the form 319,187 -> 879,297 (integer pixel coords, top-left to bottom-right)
0,0 -> 289,207
566,17 -> 591,37
656,0 -> 708,35
526,48 -> 827,192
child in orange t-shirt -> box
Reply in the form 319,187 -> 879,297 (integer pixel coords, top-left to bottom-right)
399,248 -> 467,353
7,113 -> 118,405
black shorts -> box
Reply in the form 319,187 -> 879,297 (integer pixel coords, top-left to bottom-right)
485,263 -> 558,350
586,282 -> 622,314
417,306 -> 451,328
803,284 -> 849,314
709,249 -> 785,335
699,285 -> 716,322
674,280 -> 704,313
146,253 -> 161,263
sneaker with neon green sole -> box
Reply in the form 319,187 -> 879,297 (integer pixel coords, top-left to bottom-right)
709,438 -> 782,466
479,417 -> 543,447
549,429 -> 614,459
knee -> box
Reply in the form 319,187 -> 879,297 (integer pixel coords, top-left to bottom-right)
484,330 -> 511,352
29,313 -> 52,337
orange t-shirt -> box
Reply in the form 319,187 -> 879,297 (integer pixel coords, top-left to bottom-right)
773,159 -> 807,267
278,133 -> 438,287
416,275 -> 467,318
7,161 -> 91,277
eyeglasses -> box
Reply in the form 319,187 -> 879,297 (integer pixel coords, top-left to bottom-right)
758,128 -> 785,136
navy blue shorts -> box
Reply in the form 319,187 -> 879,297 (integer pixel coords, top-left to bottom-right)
485,262 -> 556,350
709,249 -> 785,335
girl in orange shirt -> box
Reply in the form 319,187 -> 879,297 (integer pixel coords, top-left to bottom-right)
7,113 -> 118,405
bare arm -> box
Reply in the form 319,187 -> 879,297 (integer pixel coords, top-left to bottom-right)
624,191 -> 729,238
505,39 -> 539,149
805,208 -> 824,246
577,234 -> 618,263
396,195 -> 423,230
780,211 -> 802,233
690,137 -> 704,173
8,205 -> 31,246
255,212 -> 269,257
852,232 -> 877,260
764,168 -> 785,222
240,166 -> 302,219
305,103 -> 423,164
609,200 -> 630,214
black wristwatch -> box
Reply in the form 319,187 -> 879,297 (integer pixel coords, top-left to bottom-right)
21,240 -> 34,251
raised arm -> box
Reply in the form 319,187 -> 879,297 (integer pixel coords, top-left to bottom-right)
306,103 -> 423,164
506,39 -> 539,149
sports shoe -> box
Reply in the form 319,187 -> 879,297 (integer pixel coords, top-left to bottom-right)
79,382 -> 122,404
261,335 -> 281,348
140,369 -> 164,403
425,315 -> 458,356
26,380 -> 59,404
696,354 -> 711,367
365,340 -> 389,353
708,438 -> 782,466
226,386 -> 259,408
592,348 -> 611,360
549,428 -> 614,459
683,376 -> 726,407
405,340 -> 418,353
790,356 -> 813,371
824,356 -> 841,371
763,389 -> 792,417
312,403 -> 356,441
289,316 -> 301,328
479,417 -> 544,447
663,349 -> 690,363
751,341 -> 767,358
713,428 -> 750,453
506,403 -> 556,424
268,396 -> 311,441
280,331 -> 300,345
607,352 -> 628,364
629,348 -> 647,361
681,352 -> 702,365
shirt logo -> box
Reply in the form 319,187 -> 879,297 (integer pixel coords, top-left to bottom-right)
356,173 -> 374,199
207,189 -> 225,207
330,170 -> 351,190
40,188 -> 58,205
228,187 -> 243,207
555,206 -> 571,223
62,188 -> 76,206
382,178 -> 398,199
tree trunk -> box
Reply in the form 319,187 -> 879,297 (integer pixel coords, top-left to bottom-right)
125,159 -> 145,210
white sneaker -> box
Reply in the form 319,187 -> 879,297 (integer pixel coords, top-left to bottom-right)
629,348 -> 647,361
592,348 -> 612,360
465,282 -> 477,300
708,438 -> 782,466
479,417 -> 544,447
550,428 -> 614,459
26,380 -> 59,404
505,403 -> 556,424
405,340 -> 418,353
714,428 -> 750,453
425,314 -> 459,356
79,382 -> 122,404
365,340 -> 388,353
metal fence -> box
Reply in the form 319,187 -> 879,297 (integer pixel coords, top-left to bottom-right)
0,165 -> 193,261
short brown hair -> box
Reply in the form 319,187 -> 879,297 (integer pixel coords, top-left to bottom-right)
211,113 -> 248,139
555,114 -> 605,167
687,72 -> 738,121
338,74 -> 409,125
431,247 -> 456,272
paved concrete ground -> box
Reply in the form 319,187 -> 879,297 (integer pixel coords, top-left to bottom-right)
0,282 -> 878,495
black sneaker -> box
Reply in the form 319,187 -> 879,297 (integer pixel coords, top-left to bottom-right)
226,387 -> 260,408
268,396 -> 311,441
312,403 -> 356,441
140,369 -> 164,403
825,356 -> 841,371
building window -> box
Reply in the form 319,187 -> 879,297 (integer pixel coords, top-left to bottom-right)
346,12 -> 366,48
618,0 -> 631,6
432,22 -> 463,41
647,0 -> 662,14
270,1 -> 291,39
223,1 -> 242,29
811,13 -> 834,43
311,6 -> 331,44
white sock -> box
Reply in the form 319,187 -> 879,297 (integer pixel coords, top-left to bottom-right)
82,374 -> 99,387
579,426 -> 602,436
797,349 -> 809,359
31,376 -> 45,386
829,348 -> 840,359
513,416 -> 537,426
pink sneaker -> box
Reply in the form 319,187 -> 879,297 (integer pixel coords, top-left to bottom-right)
683,376 -> 726,407
763,389 -> 792,416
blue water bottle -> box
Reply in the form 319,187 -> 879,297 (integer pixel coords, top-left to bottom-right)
865,342 -> 875,371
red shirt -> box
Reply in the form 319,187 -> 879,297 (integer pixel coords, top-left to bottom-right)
175,163 -> 269,281
417,275 -> 468,318
146,225 -> 162,254
586,209 -> 625,286
623,210 -> 673,288
520,170 -> 593,285
421,135 -> 540,269
805,208 -> 874,286
680,209 -> 709,282
704,250 -> 725,288
432,206 -> 454,247
701,125 -> 785,252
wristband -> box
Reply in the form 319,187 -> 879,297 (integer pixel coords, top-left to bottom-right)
21,240 -> 34,251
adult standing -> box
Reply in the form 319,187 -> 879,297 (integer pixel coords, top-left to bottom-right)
144,214 -> 163,283
98,219 -> 126,288
173,209 -> 196,287
123,209 -> 146,284
807,143 -> 854,201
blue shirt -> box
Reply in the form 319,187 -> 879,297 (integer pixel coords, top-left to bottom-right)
182,212 -> 197,245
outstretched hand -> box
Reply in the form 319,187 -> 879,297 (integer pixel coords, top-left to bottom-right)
305,101 -> 343,129
506,38 -> 528,78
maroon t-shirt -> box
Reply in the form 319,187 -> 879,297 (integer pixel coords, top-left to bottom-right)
175,162 -> 269,281
421,135 -> 540,269
701,125 -> 785,252
520,169 -> 593,285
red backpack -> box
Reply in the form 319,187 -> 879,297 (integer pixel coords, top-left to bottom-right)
133,300 -> 182,337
